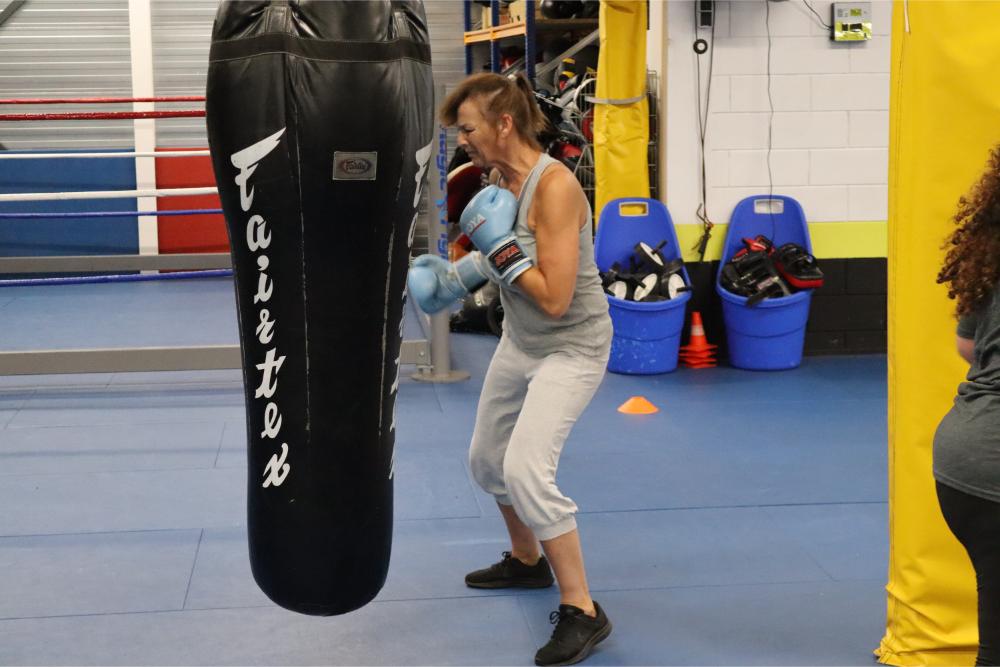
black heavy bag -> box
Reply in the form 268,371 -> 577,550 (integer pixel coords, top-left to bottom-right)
205,1 -> 434,616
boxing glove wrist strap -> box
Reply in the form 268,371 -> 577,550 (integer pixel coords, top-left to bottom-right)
486,237 -> 533,286
455,252 -> 489,293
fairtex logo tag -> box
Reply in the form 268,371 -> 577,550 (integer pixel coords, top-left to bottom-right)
333,151 -> 377,180
340,158 -> 371,174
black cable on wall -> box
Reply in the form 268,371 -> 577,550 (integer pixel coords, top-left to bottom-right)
693,0 -> 717,262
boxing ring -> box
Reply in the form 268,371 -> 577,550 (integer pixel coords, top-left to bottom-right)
0,95 -> 458,379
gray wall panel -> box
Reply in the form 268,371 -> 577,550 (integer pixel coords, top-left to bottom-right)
152,0 -> 467,149
0,1 -> 465,151
150,0 -> 211,147
0,0 -> 133,149
0,0 -> 466,253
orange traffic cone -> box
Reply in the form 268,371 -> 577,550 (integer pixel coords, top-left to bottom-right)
617,396 -> 659,415
678,311 -> 717,368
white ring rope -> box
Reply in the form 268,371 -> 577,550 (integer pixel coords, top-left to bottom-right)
0,150 -> 211,160
0,187 -> 218,202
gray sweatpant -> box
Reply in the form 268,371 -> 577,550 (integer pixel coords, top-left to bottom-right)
469,335 -> 609,541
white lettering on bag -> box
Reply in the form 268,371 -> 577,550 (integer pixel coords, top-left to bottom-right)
254,256 -> 273,304
387,140 -> 433,481
262,443 -> 290,488
231,128 -> 286,211
261,402 -> 282,439
230,127 -> 290,489
256,309 -> 275,345
254,347 -> 285,400
246,214 -> 271,251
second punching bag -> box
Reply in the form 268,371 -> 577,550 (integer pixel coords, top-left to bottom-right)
205,1 -> 433,616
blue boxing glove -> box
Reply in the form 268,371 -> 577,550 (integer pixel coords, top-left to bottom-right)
407,252 -> 488,315
459,185 -> 533,286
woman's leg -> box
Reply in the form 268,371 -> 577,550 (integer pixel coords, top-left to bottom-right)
468,336 -> 538,561
489,504 -> 596,598
502,348 -> 608,611
498,501 -> 541,564
937,481 -> 1000,666
541,527 -> 593,613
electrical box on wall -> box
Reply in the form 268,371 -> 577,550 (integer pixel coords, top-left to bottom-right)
831,2 -> 872,41
697,0 -> 714,28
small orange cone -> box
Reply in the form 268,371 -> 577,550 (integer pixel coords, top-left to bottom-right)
679,311 -> 718,368
617,396 -> 659,415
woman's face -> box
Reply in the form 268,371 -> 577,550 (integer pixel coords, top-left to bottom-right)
456,97 -> 504,169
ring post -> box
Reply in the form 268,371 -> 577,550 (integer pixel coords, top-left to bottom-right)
413,84 -> 469,383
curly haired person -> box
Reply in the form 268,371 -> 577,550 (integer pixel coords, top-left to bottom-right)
935,144 -> 1000,666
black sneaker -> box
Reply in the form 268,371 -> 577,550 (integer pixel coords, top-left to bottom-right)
464,551 -> 555,589
534,602 -> 612,666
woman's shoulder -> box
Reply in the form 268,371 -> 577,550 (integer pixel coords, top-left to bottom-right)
536,159 -> 578,192
529,159 -> 588,230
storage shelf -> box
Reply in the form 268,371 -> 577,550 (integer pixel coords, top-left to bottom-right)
463,18 -> 597,44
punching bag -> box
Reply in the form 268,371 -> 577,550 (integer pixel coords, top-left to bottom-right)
205,1 -> 434,616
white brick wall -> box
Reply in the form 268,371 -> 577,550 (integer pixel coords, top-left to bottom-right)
713,37 -> 770,75
849,110 -> 889,147
730,75 -> 811,112
663,0 -> 892,227
772,111 -> 849,148
811,73 -> 890,110
849,184 -> 889,220
810,148 -> 889,185
728,149 -> 811,186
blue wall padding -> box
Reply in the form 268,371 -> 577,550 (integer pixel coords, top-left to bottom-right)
0,150 -> 138,257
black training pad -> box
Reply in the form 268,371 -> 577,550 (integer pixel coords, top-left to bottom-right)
206,1 -> 433,616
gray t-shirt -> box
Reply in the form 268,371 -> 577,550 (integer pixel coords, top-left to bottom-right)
492,153 -> 612,358
933,289 -> 1000,501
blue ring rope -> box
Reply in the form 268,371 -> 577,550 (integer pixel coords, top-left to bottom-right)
0,208 -> 223,219
0,269 -> 233,288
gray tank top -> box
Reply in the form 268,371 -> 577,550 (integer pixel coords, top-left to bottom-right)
498,153 -> 612,357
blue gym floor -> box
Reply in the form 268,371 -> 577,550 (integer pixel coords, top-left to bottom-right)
0,278 -> 888,666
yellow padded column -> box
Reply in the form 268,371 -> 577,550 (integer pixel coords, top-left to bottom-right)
594,0 -> 648,223
878,2 -> 1000,664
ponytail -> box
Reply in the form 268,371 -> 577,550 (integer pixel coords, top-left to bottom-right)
440,72 -> 553,149
511,73 -> 552,141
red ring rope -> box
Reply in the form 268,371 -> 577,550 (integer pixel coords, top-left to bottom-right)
0,110 -> 205,121
0,96 -> 205,105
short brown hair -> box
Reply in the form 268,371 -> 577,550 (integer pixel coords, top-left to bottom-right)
439,73 -> 550,149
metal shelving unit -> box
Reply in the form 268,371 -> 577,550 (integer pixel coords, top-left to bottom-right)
462,0 -> 597,87
461,2 -> 657,221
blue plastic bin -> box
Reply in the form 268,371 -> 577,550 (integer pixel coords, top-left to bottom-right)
595,198 -> 690,374
715,195 -> 813,370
